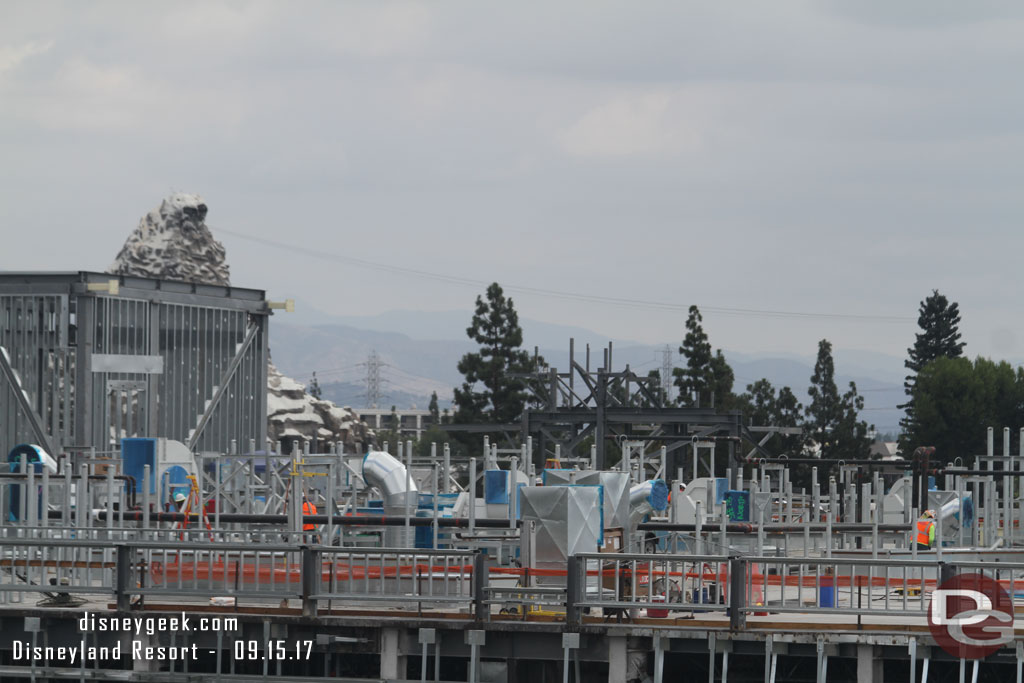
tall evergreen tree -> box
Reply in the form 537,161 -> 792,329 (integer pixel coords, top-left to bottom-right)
453,283 -> 542,425
709,350 -> 735,408
736,379 -> 803,454
907,357 -> 1024,460
308,372 -> 322,400
805,340 -> 872,474
900,290 -> 966,438
428,391 -> 440,424
673,306 -> 734,408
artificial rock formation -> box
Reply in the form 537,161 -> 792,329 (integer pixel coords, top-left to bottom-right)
109,192 -> 230,286
109,193 -> 370,452
267,361 -> 370,453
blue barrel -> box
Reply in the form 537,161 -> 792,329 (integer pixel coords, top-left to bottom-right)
819,576 -> 835,607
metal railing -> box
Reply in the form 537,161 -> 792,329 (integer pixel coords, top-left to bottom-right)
0,538 -> 118,605
315,547 -> 477,607
0,538 -> 483,616
740,555 -> 940,618
571,552 -> 732,618
6,538 -> 1024,630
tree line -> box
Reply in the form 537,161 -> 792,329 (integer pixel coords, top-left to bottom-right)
422,283 -> 1012,480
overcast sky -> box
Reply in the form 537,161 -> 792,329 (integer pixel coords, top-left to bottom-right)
2,1 -> 1023,364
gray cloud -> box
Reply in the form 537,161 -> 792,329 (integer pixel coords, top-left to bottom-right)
1,0 -> 1022,369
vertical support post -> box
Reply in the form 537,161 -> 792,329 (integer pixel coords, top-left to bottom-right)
857,644 -> 881,683
708,632 -> 716,683
418,629 -> 436,683
720,502 -> 727,553
608,636 -> 627,683
510,456 -> 519,529
469,457 -> 477,535
301,545 -> 317,618
562,633 -> 580,683
432,464 -> 439,550
764,635 -> 773,683
326,461 -> 334,548
441,443 -> 451,494
380,628 -> 402,681
816,637 -> 826,683
566,555 -> 580,629
40,464 -> 49,534
654,633 -> 665,683
142,464 -> 151,541
909,638 -> 917,683
115,544 -> 131,611
729,556 -> 745,631
435,631 -> 441,683
695,502 -> 703,555
404,441 -> 412,547
827,479 -> 836,558
473,551 -> 486,621
465,630 -> 485,683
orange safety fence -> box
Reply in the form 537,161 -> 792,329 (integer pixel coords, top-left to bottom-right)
149,560 -> 474,585
144,560 -> 1024,598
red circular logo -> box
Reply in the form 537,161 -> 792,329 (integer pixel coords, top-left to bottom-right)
928,573 -> 1014,659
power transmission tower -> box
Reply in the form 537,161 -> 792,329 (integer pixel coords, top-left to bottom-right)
661,344 -> 674,404
365,350 -> 382,408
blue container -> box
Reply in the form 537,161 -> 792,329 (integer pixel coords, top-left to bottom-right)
819,583 -> 835,608
484,470 -> 509,504
121,438 -> 158,495
692,587 -> 711,613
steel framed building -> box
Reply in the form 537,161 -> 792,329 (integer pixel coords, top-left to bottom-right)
0,271 -> 269,455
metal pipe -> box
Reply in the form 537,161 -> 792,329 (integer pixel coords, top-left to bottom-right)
41,510 -> 915,533
628,480 -> 669,528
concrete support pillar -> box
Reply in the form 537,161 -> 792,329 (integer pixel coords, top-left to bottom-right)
132,633 -> 160,672
608,636 -> 628,683
381,628 -> 405,680
856,644 -> 882,683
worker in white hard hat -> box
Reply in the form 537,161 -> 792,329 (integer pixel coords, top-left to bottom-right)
915,509 -> 936,550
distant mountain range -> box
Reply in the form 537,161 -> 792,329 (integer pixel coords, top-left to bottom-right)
269,306 -> 906,434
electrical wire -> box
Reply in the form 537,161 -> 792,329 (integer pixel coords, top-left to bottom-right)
218,227 -> 914,323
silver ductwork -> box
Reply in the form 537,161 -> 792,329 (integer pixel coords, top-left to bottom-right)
628,479 -> 669,529
362,450 -> 420,547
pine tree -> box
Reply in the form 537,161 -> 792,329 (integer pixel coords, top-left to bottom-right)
736,379 -> 803,454
453,283 -> 542,425
900,290 -> 966,437
428,391 -> 440,425
805,340 -> 872,473
308,372 -> 322,400
709,350 -> 735,408
673,306 -> 734,408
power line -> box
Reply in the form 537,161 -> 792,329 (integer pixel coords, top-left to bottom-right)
219,227 -> 914,323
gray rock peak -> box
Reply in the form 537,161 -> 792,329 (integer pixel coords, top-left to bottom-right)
109,192 -> 230,286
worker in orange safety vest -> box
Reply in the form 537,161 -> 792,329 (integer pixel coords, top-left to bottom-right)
302,493 -> 319,543
915,509 -> 936,550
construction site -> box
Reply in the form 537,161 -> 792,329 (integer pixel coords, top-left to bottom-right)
0,272 -> 1021,683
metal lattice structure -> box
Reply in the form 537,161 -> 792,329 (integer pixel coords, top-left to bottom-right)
0,271 -> 269,454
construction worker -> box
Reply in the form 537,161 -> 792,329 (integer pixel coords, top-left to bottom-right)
302,494 -> 319,544
916,509 -> 936,550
